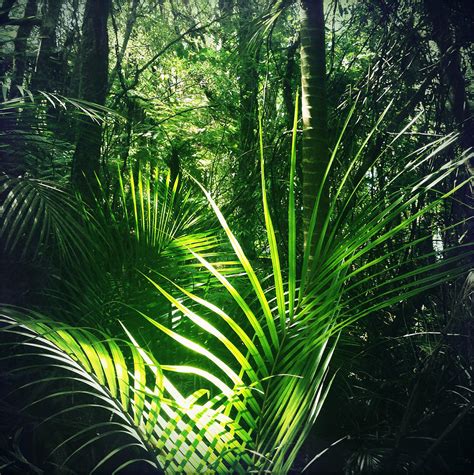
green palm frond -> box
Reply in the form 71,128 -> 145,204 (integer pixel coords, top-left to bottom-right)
0,90 -> 119,178
115,167 -> 218,259
133,98 -> 471,473
0,175 -> 98,264
76,168 -> 238,325
1,96 -> 471,473
0,309 -> 256,473
0,89 -> 115,126
0,165 -> 233,325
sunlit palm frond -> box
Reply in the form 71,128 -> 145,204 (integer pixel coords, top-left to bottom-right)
134,97 -> 471,473
115,167 -> 220,260
1,96 -> 471,473
0,308 -> 255,473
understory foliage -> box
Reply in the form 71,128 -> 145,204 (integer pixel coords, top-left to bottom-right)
1,0 -> 473,472
0,94 -> 471,473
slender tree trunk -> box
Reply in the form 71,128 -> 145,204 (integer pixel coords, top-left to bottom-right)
234,0 -> 259,258
9,0 -> 37,98
118,0 -> 139,65
0,0 -> 16,81
424,0 -> 473,153
71,0 -> 111,201
30,0 -> 62,92
217,0 -> 233,34
424,0 -> 473,261
300,0 -> 329,252
109,0 -> 140,88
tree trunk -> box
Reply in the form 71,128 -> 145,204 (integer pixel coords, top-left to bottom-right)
0,0 -> 16,81
30,0 -> 62,92
234,0 -> 259,258
424,0 -> 473,261
109,0 -> 140,88
423,0 -> 473,153
71,0 -> 110,201
300,0 -> 329,253
9,0 -> 37,98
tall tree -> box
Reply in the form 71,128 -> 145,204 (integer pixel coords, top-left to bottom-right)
300,0 -> 328,256
109,0 -> 140,88
9,0 -> 37,98
424,0 -> 473,259
234,0 -> 259,258
423,0 -> 473,153
30,0 -> 63,92
71,0 -> 111,200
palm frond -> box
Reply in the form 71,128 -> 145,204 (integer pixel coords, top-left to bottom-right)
1,96 -> 471,473
134,99 -> 471,473
0,175 -> 98,264
0,308 -> 255,473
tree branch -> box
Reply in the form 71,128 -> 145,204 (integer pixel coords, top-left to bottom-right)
1,16 -> 41,27
112,16 -> 220,104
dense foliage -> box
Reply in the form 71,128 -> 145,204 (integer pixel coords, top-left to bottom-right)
0,0 -> 472,473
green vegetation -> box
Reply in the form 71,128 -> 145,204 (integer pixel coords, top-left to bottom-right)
0,0 -> 472,473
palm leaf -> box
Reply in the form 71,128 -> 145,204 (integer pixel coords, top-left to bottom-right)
134,98 -> 471,473
0,176 -> 99,264
1,95 -> 471,473
0,308 -> 255,473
